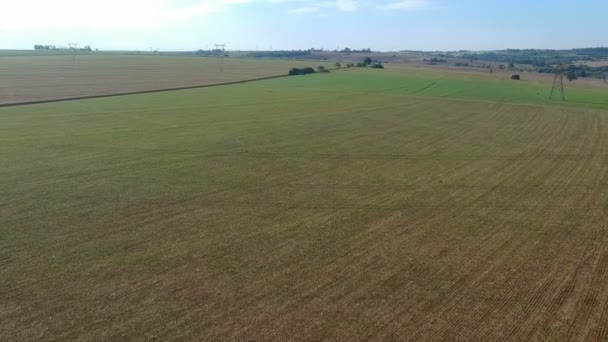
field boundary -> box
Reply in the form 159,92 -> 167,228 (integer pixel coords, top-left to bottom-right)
0,74 -> 290,108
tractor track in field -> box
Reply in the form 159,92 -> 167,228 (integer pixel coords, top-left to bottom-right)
410,80 -> 439,94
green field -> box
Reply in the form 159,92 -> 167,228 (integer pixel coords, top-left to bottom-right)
2,67 -> 608,340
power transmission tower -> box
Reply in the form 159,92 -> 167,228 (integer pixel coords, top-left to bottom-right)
67,42 -> 79,62
215,43 -> 226,72
550,63 -> 566,101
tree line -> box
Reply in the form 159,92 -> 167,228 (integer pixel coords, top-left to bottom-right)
288,58 -> 384,76
34,45 -> 93,51
538,64 -> 608,80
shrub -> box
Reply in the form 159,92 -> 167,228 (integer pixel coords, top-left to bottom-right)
356,63 -> 367,67
364,57 -> 372,65
511,74 -> 521,80
430,57 -> 447,64
370,63 -> 384,69
288,67 -> 316,76
317,65 -> 329,73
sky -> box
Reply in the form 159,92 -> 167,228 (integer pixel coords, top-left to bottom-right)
1,0 -> 607,51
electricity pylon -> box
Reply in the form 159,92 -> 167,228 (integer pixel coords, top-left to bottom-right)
67,42 -> 79,62
215,43 -> 226,72
550,63 -> 566,101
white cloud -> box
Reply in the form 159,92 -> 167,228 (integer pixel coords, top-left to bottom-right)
309,0 -> 358,12
288,7 -> 320,14
336,0 -> 358,11
0,0 -> 148,29
379,0 -> 429,10
0,0 -> 291,30
0,0 -> 434,31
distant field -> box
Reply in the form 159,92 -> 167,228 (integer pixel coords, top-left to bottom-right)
576,60 -> 608,67
2,68 -> 608,340
0,54 -> 332,104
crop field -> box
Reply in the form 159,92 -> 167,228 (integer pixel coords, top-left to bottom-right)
2,67 -> 608,340
0,55 -> 332,104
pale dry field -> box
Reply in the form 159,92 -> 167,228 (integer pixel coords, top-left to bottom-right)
0,55 -> 331,104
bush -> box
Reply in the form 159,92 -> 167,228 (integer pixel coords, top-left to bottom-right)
430,57 -> 447,64
288,67 -> 316,76
511,74 -> 521,80
345,63 -> 355,68
370,63 -> 384,69
317,65 -> 329,73
356,63 -> 367,67
364,57 -> 372,65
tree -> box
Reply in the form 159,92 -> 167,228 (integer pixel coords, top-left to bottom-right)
567,65 -> 578,82
363,57 -> 372,65
34,45 -> 54,50
567,72 -> 578,82
288,67 -> 316,76
335,62 -> 341,69
508,62 -> 515,69
511,74 -> 520,80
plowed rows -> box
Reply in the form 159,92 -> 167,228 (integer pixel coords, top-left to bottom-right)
1,73 -> 608,340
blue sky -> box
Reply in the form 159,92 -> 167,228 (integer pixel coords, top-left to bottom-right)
1,0 -> 607,51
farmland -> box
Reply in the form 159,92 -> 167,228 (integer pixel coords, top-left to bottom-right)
0,55 -> 333,104
2,65 -> 608,340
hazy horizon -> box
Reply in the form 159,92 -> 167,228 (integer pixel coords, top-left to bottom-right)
1,0 -> 607,52
5,47 -> 608,53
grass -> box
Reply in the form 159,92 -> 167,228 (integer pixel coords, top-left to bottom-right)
293,67 -> 608,109
2,67 -> 608,340
0,54 -> 333,104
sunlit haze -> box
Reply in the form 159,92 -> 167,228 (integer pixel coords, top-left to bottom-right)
1,0 -> 607,52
